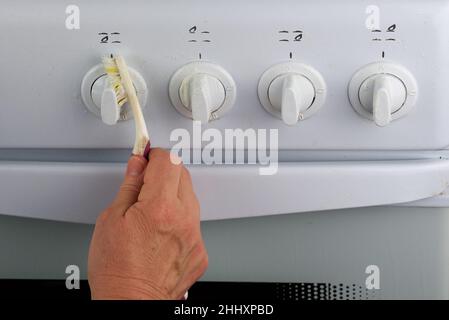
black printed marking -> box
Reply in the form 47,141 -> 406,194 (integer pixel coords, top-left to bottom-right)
387,24 -> 396,32
294,33 -> 303,41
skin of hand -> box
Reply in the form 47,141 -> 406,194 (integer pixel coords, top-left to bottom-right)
88,148 -> 208,300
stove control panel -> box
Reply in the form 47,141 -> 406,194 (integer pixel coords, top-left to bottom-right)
0,0 -> 448,151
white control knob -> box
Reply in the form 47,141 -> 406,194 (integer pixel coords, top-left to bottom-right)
268,74 -> 315,126
359,74 -> 406,127
179,73 -> 226,123
81,64 -> 147,124
348,62 -> 418,126
258,63 -> 326,125
169,62 -> 236,123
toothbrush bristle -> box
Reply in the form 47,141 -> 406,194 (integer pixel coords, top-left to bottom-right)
102,55 -> 128,107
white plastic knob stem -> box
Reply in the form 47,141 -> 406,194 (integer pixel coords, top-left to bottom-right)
100,81 -> 120,126
358,74 -> 407,127
268,74 -> 315,126
373,76 -> 392,127
179,73 -> 226,123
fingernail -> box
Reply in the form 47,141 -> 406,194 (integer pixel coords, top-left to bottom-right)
126,155 -> 147,176
170,153 -> 183,165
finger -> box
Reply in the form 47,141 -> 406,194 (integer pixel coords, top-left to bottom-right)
110,155 -> 147,217
139,148 -> 183,201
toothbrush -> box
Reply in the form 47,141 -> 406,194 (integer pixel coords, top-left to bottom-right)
103,54 -> 151,159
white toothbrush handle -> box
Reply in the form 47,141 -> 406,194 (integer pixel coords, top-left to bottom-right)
115,55 -> 150,156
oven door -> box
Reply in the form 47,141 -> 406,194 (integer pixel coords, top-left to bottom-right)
0,158 -> 448,223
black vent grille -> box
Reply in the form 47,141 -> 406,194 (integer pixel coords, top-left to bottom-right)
275,283 -> 378,300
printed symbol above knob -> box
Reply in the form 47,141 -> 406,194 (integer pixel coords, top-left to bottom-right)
169,62 -> 236,123
348,62 -> 418,127
258,62 -> 326,125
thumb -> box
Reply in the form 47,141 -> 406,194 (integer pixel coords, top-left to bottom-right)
111,155 -> 148,215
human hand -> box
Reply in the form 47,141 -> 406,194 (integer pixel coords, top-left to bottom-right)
88,148 -> 208,300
